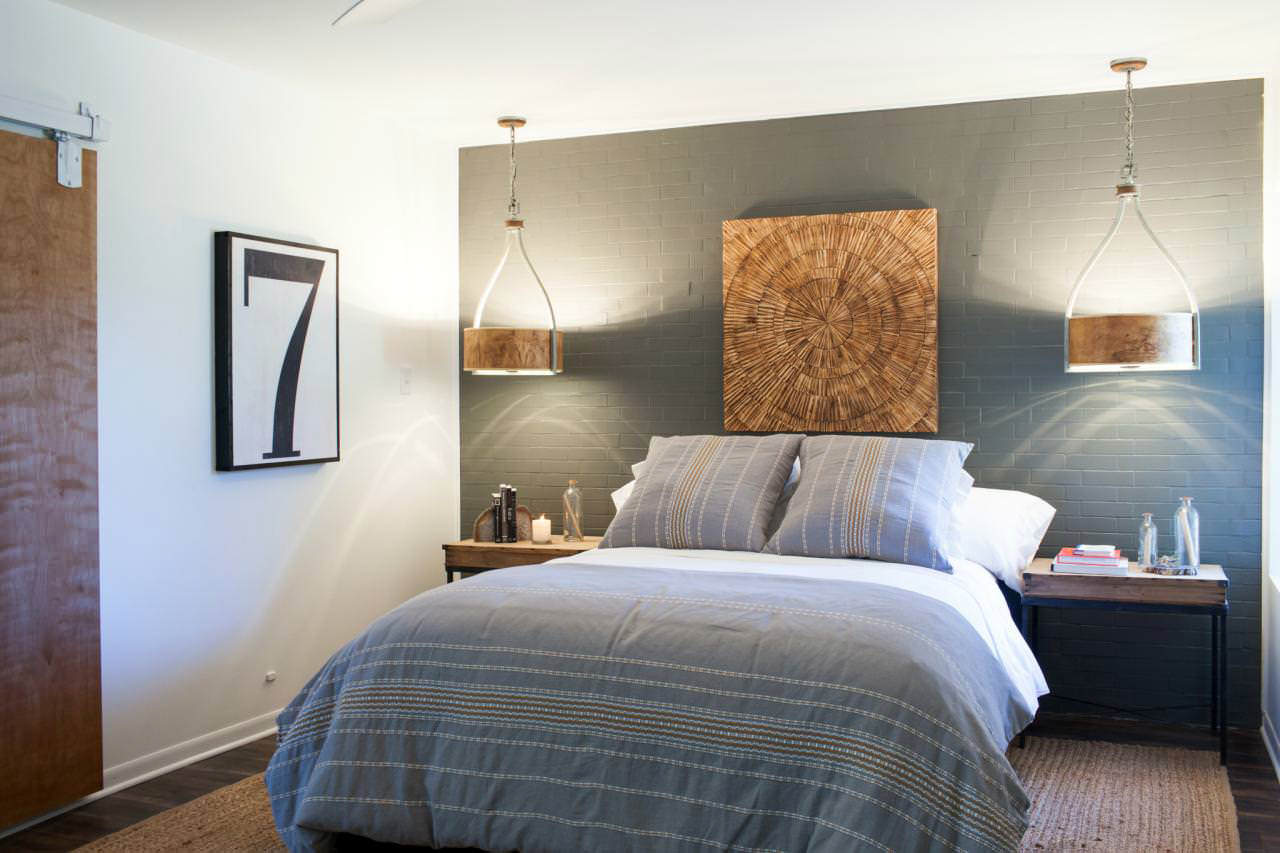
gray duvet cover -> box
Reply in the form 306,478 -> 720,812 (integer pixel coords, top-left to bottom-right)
267,559 -> 1032,852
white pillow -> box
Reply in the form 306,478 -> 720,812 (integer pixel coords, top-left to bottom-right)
941,469 -> 975,567
611,480 -> 636,511
612,457 -> 799,513
953,487 -> 1055,591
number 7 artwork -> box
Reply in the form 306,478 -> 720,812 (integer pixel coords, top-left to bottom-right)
215,232 -> 340,471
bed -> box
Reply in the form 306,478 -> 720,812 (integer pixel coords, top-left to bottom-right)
266,546 -> 1047,852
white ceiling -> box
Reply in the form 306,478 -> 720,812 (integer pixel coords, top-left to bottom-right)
53,0 -> 1280,145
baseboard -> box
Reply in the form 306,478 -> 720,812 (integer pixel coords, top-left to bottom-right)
1264,711 -> 1280,783
101,707 -> 281,790
0,708 -> 281,841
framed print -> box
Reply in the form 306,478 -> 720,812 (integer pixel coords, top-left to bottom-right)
215,232 -> 339,471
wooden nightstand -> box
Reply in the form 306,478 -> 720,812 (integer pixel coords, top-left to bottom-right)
441,536 -> 602,584
1021,557 -> 1230,763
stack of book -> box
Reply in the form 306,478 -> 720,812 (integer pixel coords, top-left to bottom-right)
491,484 -> 518,543
1051,545 -> 1129,576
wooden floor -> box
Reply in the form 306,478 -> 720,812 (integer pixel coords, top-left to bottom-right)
2,716 -> 1277,851
0,738 -> 276,852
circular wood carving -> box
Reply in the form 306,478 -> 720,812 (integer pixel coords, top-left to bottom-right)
723,210 -> 938,433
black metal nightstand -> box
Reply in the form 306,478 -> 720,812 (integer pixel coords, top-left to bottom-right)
1020,557 -> 1230,764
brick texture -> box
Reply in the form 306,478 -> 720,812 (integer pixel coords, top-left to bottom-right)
459,79 -> 1264,725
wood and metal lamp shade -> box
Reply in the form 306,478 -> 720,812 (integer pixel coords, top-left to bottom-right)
465,117 -> 563,376
1067,313 -> 1196,372
464,326 -> 564,374
1065,58 -> 1199,373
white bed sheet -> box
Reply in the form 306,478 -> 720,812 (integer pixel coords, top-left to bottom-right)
552,547 -> 1048,718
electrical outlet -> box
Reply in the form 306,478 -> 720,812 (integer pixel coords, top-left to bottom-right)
399,366 -> 412,395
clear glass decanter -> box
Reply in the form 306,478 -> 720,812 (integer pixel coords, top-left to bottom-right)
1174,496 -> 1200,570
562,480 -> 583,542
1138,512 -> 1157,569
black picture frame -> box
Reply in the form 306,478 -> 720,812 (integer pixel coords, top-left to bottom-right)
214,231 -> 340,471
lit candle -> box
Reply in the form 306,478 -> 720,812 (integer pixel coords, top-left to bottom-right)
531,514 -> 552,544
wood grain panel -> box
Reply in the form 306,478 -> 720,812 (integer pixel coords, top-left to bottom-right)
463,328 -> 564,372
1068,312 -> 1196,367
0,130 -> 102,828
443,536 -> 601,569
722,209 -> 938,433
1023,558 -> 1227,607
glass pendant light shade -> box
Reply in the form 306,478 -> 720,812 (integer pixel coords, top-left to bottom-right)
1065,59 -> 1200,373
465,218 -> 562,375
1065,186 -> 1199,372
464,117 -> 563,376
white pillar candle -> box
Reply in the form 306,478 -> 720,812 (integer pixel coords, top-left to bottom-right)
531,514 -> 552,544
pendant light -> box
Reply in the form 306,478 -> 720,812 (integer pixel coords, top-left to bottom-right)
1064,58 -> 1199,372
464,116 -> 563,375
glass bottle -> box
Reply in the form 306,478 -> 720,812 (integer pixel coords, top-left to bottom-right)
1174,496 -> 1200,570
1138,512 -> 1157,569
562,480 -> 583,542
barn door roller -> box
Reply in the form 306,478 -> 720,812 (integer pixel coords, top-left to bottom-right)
0,95 -> 110,188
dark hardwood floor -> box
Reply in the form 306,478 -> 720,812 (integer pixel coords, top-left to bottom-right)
0,738 -> 276,852
2,716 -> 1277,851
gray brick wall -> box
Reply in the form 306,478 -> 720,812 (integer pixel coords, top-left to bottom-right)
459,79 -> 1263,725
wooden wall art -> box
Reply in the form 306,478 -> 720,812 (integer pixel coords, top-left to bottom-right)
722,209 -> 938,433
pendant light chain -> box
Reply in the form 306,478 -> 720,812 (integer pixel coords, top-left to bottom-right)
507,123 -> 520,219
1121,68 -> 1137,186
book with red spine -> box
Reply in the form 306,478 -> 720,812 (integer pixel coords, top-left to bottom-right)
1052,546 -> 1129,575
1054,546 -> 1124,564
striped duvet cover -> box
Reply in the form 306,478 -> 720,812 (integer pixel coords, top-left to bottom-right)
267,553 -> 1034,852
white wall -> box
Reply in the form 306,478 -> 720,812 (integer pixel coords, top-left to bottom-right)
0,0 -> 459,801
1264,62 -> 1280,775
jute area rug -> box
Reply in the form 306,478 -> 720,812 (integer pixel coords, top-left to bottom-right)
75,737 -> 1239,852
1009,737 -> 1240,852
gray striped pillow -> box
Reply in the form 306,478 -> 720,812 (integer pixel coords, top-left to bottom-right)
599,434 -> 802,552
765,435 -> 973,572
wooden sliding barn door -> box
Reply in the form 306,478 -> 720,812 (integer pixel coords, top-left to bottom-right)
0,129 -> 102,827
